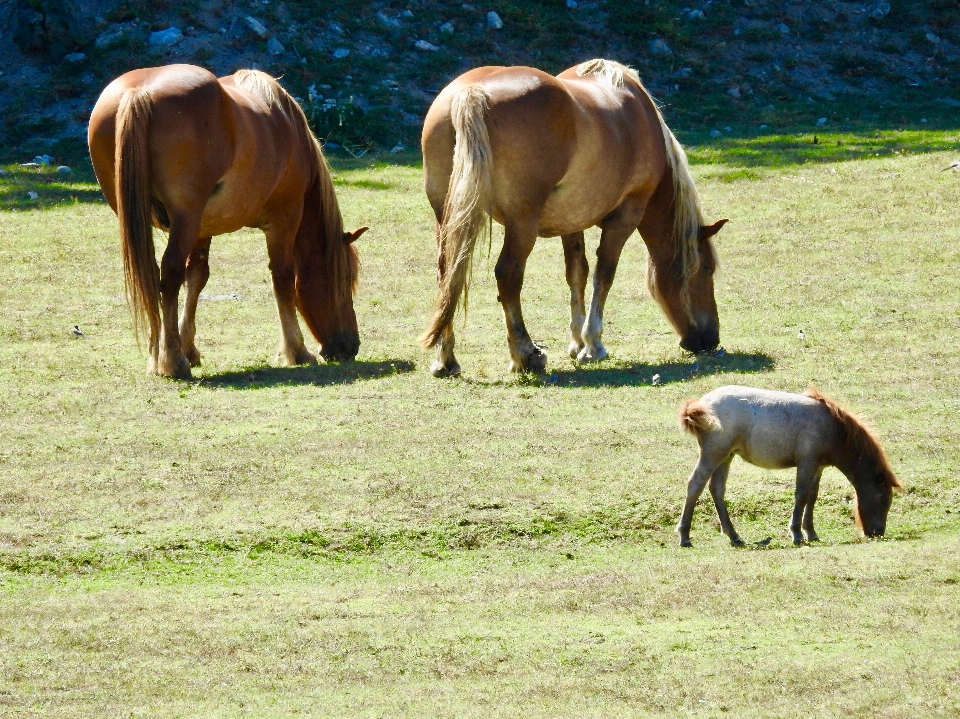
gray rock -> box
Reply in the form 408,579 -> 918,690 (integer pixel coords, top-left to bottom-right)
332,47 -> 350,59
678,67 -> 693,77
439,22 -> 455,33
566,0 -> 578,7
650,38 -> 672,55
926,32 -> 941,44
329,22 -> 344,35
389,144 -> 405,153
727,87 -> 741,99
710,129 -> 722,138
401,9 -> 414,17
870,2 -> 891,20
149,27 -> 183,47
687,9 -> 705,19
487,11 -> 503,29
64,53 -> 86,63
57,165 -> 71,175
816,117 -> 827,126
377,11 -> 402,28
415,40 -> 440,51
95,26 -> 129,50
33,155 -> 53,165
267,37 -> 285,55
245,16 -> 270,39
20,162 -> 40,168
0,169 -> 9,176
777,23 -> 790,34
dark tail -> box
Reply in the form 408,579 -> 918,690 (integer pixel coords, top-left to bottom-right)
678,398 -> 720,436
114,87 -> 160,346
420,85 -> 492,349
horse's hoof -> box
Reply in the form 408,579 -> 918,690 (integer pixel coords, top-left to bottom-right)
679,540 -> 693,548
730,537 -> 746,548
568,341 -> 584,360
576,344 -> 608,363
805,532 -> 820,543
184,345 -> 202,367
430,360 -> 461,378
278,348 -> 317,366
155,353 -> 192,380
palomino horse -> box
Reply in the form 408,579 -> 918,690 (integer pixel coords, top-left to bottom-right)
421,59 -> 727,376
677,386 -> 901,547
88,64 -> 366,379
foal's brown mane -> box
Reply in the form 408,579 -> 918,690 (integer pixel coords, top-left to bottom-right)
806,386 -> 900,488
234,70 -> 359,307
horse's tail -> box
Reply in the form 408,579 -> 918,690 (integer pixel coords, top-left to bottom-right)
420,85 -> 492,349
678,398 -> 720,436
114,87 -> 160,346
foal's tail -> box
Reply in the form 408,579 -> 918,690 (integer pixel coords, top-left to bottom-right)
420,85 -> 492,349
678,399 -> 720,436
115,87 -> 160,346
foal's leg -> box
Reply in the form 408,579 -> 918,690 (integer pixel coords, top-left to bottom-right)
561,232 -> 588,359
178,237 -> 212,367
265,221 -> 315,366
790,461 -> 822,544
801,468 -> 823,543
496,219 -> 545,372
431,221 -> 460,377
578,211 -> 638,363
708,458 -> 744,547
676,453 -> 721,547
155,216 -> 200,379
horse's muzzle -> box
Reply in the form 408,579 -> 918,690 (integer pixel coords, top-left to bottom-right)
680,328 -> 720,354
320,331 -> 360,362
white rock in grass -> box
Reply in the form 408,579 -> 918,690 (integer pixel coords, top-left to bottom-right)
332,47 -> 350,58
486,11 -> 503,29
244,16 -> 270,39
27,191 -> 39,200
267,37 -> 285,55
0,169 -> 9,176
64,52 -> 86,62
57,165 -> 71,175
650,38 -> 672,55
566,0 -> 578,7
439,22 -> 454,33
149,27 -> 183,46
389,144 -> 405,153
415,40 -> 439,51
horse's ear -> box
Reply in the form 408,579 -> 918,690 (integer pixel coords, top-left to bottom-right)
343,226 -> 369,244
699,219 -> 729,241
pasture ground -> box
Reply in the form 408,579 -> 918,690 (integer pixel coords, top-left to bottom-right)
2,130 -> 959,717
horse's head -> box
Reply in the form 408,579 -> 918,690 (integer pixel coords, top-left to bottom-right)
313,226 -> 367,362
850,450 -> 899,538
650,219 -> 726,353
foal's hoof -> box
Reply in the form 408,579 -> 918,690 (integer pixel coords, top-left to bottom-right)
576,343 -> 608,363
568,341 -> 584,360
430,359 -> 461,378
509,345 -> 547,373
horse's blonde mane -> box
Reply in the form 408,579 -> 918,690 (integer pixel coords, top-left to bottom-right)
577,59 -> 711,318
806,386 -> 900,489
234,69 -> 282,108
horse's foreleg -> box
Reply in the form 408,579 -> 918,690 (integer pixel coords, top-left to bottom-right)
676,456 -> 716,547
799,467 -> 823,543
561,232 -> 588,359
708,458 -> 744,547
431,221 -> 461,377
265,224 -> 315,366
578,215 -> 636,363
495,220 -> 543,373
155,219 -> 198,379
178,237 -> 211,367
791,463 -> 823,544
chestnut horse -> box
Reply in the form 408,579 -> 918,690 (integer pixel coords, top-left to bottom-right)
89,64 -> 366,379
677,386 -> 901,547
421,59 -> 727,376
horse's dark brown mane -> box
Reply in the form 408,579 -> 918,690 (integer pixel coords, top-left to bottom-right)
806,386 -> 900,488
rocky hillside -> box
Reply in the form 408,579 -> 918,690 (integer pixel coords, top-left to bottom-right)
2,0 -> 958,163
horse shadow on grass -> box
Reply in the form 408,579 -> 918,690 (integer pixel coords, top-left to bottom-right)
535,351 -> 774,389
196,359 -> 415,389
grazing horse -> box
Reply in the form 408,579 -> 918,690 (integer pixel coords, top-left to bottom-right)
88,64 -> 366,379
420,59 -> 727,376
677,386 -> 900,547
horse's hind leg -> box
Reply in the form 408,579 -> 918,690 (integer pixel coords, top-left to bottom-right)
561,232 -> 588,359
178,237 -> 212,367
155,216 -> 200,379
495,219 -> 545,372
578,204 -> 642,363
790,462 -> 822,544
265,222 -> 315,366
676,453 -> 720,547
708,458 -> 744,547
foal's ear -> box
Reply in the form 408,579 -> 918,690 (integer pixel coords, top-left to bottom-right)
343,226 -> 369,244
699,219 -> 729,241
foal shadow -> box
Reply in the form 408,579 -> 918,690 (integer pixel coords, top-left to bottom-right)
196,359 -> 415,389
544,351 -> 774,389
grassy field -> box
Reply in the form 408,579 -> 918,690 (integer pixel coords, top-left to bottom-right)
1,129 -> 960,717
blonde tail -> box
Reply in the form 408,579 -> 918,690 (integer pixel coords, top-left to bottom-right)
420,85 -> 492,349
678,398 -> 720,436
114,87 -> 160,347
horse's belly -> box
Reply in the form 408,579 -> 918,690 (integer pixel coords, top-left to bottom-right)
536,187 -> 618,237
